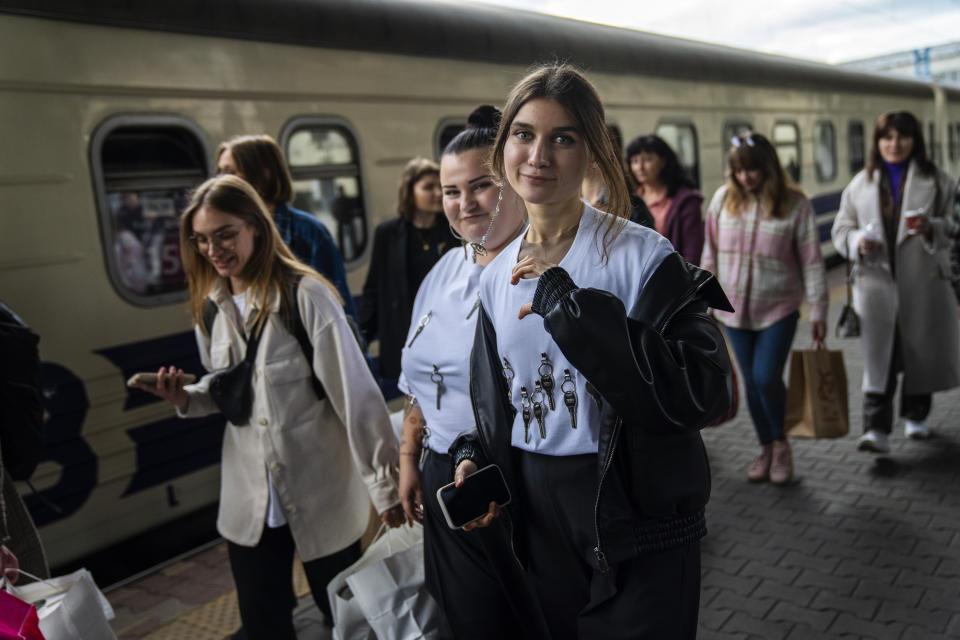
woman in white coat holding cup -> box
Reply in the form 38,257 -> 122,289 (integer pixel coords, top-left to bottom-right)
832,110 -> 960,454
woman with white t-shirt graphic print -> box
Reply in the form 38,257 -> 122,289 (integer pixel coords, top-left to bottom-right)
396,106 -> 549,640
449,64 -> 735,640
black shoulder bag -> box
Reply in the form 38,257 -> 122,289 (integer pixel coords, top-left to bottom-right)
207,316 -> 263,426
835,236 -> 860,339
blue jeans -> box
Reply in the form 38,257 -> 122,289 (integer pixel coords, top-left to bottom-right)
724,312 -> 799,445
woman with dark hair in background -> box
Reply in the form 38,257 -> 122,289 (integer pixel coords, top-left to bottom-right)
359,157 -> 456,391
133,175 -> 403,638
396,106 -> 547,639
832,111 -> 959,453
452,64 -> 733,639
626,134 -> 704,263
702,132 -> 828,485
217,134 -> 357,319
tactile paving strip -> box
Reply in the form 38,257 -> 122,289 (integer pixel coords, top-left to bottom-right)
136,559 -> 310,639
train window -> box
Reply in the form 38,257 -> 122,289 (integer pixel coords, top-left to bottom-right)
91,115 -> 210,306
848,121 -> 865,174
435,119 -> 467,159
813,121 -> 837,183
773,122 -> 801,182
722,120 -> 753,168
281,118 -> 369,264
656,121 -> 700,188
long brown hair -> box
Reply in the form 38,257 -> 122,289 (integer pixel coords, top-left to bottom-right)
216,135 -> 294,205
725,132 -> 799,220
865,110 -> 936,179
396,157 -> 440,223
179,175 -> 341,333
490,63 -> 628,260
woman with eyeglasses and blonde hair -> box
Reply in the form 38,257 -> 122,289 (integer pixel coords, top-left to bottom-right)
702,132 -> 828,485
832,111 -> 959,454
450,63 -> 734,640
132,174 -> 404,639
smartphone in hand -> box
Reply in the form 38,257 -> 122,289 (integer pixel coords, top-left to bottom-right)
436,464 -> 511,529
127,372 -> 197,387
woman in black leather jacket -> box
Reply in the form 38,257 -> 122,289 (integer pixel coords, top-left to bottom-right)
450,64 -> 734,640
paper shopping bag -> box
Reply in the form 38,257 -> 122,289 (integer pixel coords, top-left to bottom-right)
9,569 -> 116,640
0,589 -> 43,640
784,348 -> 849,439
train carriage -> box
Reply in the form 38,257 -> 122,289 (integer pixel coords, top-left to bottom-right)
1,0 -> 958,567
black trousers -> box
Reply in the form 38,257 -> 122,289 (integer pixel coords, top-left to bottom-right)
863,327 -> 931,434
227,525 -> 361,639
421,449 -> 548,640
517,450 -> 702,640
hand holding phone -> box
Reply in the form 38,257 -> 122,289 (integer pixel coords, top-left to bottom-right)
437,464 -> 510,530
127,372 -> 197,386
127,367 -> 193,412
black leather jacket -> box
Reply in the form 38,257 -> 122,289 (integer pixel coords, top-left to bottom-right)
451,252 -> 734,572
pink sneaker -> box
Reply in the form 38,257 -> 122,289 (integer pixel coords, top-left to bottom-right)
770,440 -> 793,486
747,445 -> 773,482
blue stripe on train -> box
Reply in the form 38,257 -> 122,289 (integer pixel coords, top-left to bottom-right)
811,190 -> 842,244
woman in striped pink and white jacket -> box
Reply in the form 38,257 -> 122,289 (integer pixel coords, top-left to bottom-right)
702,132 -> 828,486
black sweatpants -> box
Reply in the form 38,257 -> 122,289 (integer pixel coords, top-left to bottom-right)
517,449 -> 702,640
421,449 -> 548,640
227,525 -> 361,639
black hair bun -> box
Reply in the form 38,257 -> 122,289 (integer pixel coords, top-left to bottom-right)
466,105 -> 501,131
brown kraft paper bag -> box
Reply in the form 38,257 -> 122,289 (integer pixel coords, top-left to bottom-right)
784,347 -> 850,439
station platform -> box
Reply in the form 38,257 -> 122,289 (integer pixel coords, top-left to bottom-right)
103,266 -> 960,639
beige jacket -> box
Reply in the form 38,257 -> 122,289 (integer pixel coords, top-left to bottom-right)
832,162 -> 960,394
180,277 -> 398,560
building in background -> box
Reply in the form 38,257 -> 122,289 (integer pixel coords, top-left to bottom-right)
840,41 -> 960,87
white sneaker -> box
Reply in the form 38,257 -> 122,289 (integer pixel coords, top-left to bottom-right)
857,430 -> 890,453
905,420 -> 930,440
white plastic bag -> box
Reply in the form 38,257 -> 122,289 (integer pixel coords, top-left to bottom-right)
327,524 -> 441,640
9,569 -> 117,640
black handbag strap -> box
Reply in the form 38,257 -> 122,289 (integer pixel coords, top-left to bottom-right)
203,284 -> 326,402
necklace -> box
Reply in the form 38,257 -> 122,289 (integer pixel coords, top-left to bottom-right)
469,188 -> 502,262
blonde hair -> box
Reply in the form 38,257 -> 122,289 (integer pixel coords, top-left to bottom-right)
179,175 -> 341,333
725,132 -> 799,220
490,63 -> 628,260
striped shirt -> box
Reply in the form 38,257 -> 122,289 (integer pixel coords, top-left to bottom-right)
702,185 -> 828,330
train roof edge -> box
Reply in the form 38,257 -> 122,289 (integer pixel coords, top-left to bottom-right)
2,0 -> 957,100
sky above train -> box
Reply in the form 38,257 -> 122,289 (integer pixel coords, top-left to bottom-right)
467,0 -> 960,64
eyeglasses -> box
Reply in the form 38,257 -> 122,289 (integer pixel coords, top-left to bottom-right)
189,227 -> 243,253
731,135 -> 756,148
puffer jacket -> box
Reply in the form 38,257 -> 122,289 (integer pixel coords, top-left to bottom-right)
452,252 -> 733,572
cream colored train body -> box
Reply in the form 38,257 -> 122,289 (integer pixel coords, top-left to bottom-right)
1,1 -> 958,567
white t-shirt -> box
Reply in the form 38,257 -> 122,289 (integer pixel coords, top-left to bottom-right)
479,204 -> 674,456
399,247 -> 484,455
234,289 -> 287,528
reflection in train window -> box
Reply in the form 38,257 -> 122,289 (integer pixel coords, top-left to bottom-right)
281,119 -> 368,264
91,116 -> 209,306
848,121 -> 865,175
722,120 -> 753,168
814,121 -> 837,183
656,121 -> 700,188
435,120 -> 467,159
773,122 -> 800,183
